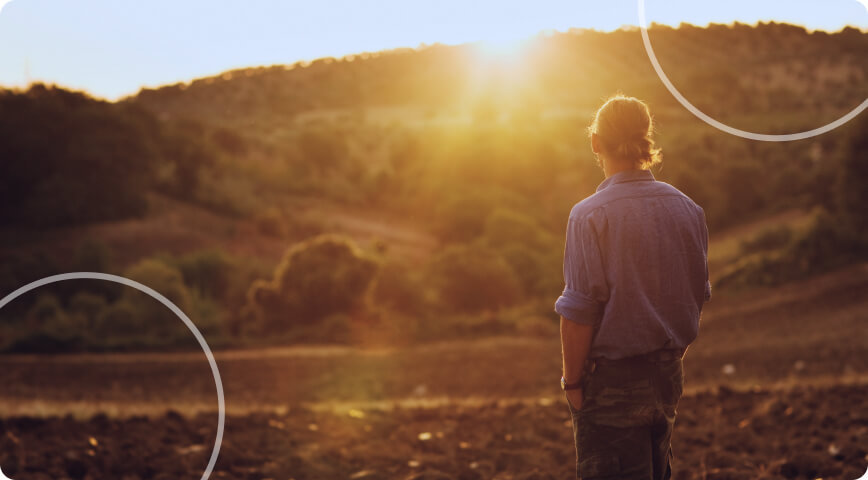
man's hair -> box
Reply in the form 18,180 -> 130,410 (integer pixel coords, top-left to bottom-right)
588,95 -> 662,170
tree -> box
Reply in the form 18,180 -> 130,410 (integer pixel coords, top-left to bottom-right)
0,84 -> 156,227
426,243 -> 523,313
245,235 -> 379,334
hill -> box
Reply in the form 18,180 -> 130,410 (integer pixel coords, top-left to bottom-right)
0,22 -> 866,352
129,23 -> 868,134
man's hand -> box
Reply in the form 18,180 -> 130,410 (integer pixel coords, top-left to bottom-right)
565,388 -> 584,411
561,316 -> 593,412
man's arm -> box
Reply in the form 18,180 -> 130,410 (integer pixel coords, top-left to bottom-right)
561,316 -> 594,407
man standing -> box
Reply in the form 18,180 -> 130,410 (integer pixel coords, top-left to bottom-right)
556,95 -> 711,479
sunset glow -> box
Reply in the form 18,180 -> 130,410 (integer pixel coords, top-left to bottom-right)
0,0 -> 865,99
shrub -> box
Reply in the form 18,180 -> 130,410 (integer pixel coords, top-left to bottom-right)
717,208 -> 868,288
483,208 -> 556,251
4,294 -> 87,353
92,299 -> 147,341
0,250 -> 63,321
372,259 -> 429,315
738,226 -> 793,255
121,258 -> 193,341
172,249 -> 235,299
433,191 -> 496,243
481,208 -> 562,296
496,243 -> 563,297
26,294 -> 78,333
68,291 -> 109,329
426,243 -> 523,313
244,235 -> 380,334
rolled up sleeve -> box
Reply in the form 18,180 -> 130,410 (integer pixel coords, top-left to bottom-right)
555,287 -> 603,325
554,211 -> 609,325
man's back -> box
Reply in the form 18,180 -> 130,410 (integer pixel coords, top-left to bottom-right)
558,95 -> 711,480
556,169 -> 711,359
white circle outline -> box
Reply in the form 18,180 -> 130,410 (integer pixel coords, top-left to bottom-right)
0,272 -> 225,480
638,0 -> 868,142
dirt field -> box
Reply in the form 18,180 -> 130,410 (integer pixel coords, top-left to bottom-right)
2,384 -> 867,480
1,264 -> 866,479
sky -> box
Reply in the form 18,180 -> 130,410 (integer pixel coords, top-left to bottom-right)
0,0 -> 866,100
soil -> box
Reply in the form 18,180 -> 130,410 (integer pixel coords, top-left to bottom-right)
0,265 -> 866,479
1,384 -> 866,480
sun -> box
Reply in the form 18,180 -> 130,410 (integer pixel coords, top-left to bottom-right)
473,31 -> 535,62
476,40 -> 529,64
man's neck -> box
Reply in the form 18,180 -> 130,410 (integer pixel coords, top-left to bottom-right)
603,159 -> 642,179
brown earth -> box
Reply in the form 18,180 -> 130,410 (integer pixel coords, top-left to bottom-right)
0,239 -> 865,479
1,384 -> 866,480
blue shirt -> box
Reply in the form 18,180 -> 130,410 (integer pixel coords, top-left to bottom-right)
554,169 -> 711,360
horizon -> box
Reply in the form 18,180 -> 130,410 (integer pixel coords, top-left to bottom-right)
1,0 -> 866,101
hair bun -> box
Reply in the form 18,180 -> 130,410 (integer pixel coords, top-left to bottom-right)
588,95 -> 662,169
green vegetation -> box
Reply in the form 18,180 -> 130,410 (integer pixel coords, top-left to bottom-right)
0,23 -> 865,351
716,116 -> 868,289
0,85 -> 221,227
243,236 -> 380,337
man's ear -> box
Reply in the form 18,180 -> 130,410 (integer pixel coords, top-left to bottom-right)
590,133 -> 601,154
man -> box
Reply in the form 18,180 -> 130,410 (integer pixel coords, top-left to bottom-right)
555,95 -> 711,479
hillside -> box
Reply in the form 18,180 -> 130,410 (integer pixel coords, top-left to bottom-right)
129,23 -> 868,135
2,20 -> 867,480
1,22 -> 866,353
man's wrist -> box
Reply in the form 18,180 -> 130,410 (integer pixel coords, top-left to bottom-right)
561,376 -> 584,391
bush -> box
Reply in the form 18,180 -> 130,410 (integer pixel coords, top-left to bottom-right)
120,258 -> 193,341
483,208 -> 555,251
719,118 -> 868,290
496,243 -> 563,297
738,226 -> 793,255
172,249 -> 235,299
4,294 -> 87,353
92,299 -> 147,341
481,208 -> 562,296
372,259 -> 429,315
244,235 -> 380,334
433,191 -> 496,243
27,293 -> 84,336
717,209 -> 868,288
68,291 -> 109,329
426,243 -> 523,313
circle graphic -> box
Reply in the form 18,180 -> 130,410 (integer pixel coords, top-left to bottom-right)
638,0 -> 868,142
0,272 -> 225,480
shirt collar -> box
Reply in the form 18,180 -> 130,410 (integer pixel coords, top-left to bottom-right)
596,169 -> 656,193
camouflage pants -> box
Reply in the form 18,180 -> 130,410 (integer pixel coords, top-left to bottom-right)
566,353 -> 683,479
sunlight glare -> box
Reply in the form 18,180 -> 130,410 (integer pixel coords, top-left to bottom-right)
474,34 -> 533,63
